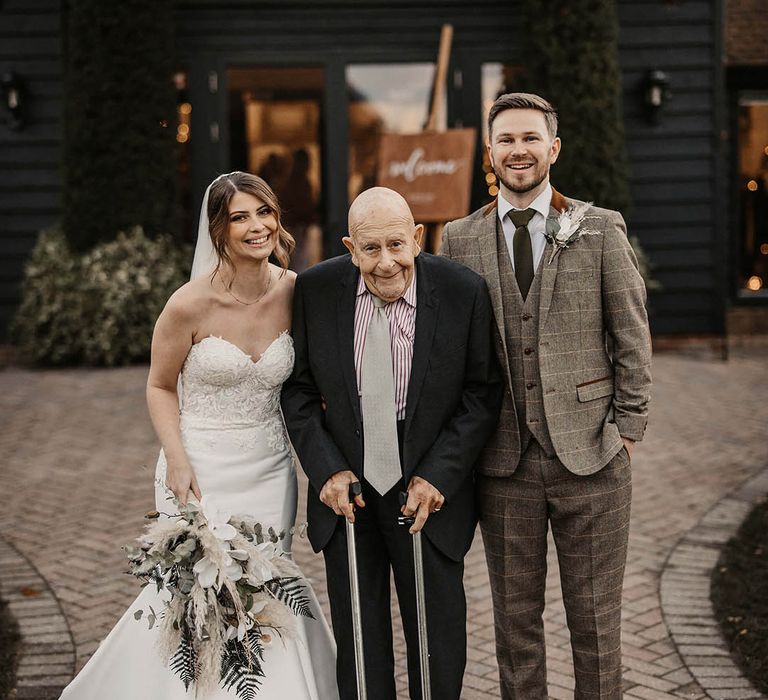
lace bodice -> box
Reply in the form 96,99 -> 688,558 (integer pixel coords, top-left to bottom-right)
178,333 -> 294,452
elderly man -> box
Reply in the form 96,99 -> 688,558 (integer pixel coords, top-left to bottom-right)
282,187 -> 503,700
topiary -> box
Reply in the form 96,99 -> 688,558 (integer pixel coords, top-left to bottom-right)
517,0 -> 631,215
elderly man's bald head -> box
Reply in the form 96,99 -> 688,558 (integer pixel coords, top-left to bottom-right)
348,187 -> 415,238
342,187 -> 423,303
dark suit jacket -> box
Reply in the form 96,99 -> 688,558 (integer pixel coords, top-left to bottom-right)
281,252 -> 504,562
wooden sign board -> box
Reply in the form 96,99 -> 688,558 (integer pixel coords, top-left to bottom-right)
376,128 -> 476,222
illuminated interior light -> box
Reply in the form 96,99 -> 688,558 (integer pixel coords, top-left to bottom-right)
746,276 -> 763,291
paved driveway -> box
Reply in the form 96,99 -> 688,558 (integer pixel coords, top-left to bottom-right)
0,349 -> 766,699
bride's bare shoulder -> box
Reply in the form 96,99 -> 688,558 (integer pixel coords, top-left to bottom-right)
161,276 -> 217,322
271,265 -> 297,296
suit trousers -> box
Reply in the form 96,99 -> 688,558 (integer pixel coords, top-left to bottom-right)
478,440 -> 632,700
323,477 -> 466,700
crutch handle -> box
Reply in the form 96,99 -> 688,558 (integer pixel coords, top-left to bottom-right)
398,491 -> 415,526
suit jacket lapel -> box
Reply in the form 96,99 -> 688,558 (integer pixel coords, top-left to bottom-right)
337,260 -> 362,424
404,256 -> 438,434
476,203 -> 508,354
538,188 -> 569,333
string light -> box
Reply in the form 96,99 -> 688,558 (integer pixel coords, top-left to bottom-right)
746,276 -> 763,291
747,180 -> 758,192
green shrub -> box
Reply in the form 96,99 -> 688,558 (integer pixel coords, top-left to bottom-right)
63,0 -> 178,251
711,496 -> 768,695
13,227 -> 190,366
11,227 -> 84,365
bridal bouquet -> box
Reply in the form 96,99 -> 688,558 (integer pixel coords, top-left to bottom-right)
125,496 -> 314,700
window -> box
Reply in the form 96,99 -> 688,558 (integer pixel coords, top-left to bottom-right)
736,94 -> 768,298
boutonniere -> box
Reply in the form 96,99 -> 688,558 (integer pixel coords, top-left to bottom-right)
544,201 -> 600,264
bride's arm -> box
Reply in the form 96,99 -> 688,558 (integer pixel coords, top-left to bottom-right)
146,294 -> 201,505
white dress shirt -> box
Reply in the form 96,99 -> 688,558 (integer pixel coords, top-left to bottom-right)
497,183 -> 553,273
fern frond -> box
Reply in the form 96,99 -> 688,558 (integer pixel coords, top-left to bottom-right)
220,631 -> 265,700
265,577 -> 315,619
169,627 -> 198,690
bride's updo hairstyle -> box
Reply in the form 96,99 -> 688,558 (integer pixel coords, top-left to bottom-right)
206,171 -> 295,274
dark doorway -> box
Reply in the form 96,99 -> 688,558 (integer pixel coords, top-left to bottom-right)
228,66 -> 325,272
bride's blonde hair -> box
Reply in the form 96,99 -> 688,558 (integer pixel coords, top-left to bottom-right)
206,172 -> 295,275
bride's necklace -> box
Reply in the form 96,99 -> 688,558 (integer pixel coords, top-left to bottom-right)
220,268 -> 272,306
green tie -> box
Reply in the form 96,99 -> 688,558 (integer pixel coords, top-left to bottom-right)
509,208 -> 536,300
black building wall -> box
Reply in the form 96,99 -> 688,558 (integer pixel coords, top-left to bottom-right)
0,0 -> 63,339
0,0 -> 724,339
618,0 -> 725,335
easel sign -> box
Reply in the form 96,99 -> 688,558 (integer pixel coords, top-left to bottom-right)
376,128 -> 476,222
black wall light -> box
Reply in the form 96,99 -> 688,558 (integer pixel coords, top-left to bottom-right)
643,69 -> 671,126
1,71 -> 26,131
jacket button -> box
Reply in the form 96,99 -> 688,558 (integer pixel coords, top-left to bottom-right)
355,429 -> 360,437
522,313 -> 532,321
526,382 -> 535,390
524,348 -> 533,355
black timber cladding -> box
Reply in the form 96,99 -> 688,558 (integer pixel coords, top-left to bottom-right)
618,0 -> 723,335
0,0 -> 723,338
0,0 -> 63,339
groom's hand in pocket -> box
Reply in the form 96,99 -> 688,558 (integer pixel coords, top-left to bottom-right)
320,470 -> 365,523
621,437 -> 635,462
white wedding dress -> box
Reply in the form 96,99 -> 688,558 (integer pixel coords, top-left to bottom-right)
61,332 -> 339,699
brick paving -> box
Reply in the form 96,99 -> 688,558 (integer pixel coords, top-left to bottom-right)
662,468 -> 768,700
0,348 -> 766,699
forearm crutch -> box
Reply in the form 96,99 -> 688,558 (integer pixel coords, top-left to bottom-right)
398,491 -> 432,700
346,481 -> 367,700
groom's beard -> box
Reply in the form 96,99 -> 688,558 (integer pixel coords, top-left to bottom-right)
493,158 -> 550,194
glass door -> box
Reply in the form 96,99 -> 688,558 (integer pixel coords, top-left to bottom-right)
345,63 -> 446,204
227,66 -> 325,272
735,92 -> 768,298
450,51 -> 523,212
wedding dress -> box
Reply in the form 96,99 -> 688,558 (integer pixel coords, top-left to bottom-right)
60,332 -> 339,699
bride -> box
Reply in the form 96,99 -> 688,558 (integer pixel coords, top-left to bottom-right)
60,172 -> 338,699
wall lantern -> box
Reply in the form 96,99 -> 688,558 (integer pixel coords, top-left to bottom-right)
643,69 -> 670,125
1,71 -> 26,131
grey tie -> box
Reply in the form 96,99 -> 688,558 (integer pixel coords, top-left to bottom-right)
361,295 -> 401,496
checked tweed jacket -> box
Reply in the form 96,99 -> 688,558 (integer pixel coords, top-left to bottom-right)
441,189 -> 652,476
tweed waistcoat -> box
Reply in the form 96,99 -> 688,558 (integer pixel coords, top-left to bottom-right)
496,218 -> 555,455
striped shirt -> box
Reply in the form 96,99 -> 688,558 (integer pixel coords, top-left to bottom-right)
353,271 -> 417,420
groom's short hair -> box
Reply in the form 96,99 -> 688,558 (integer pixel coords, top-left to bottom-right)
488,93 -> 558,140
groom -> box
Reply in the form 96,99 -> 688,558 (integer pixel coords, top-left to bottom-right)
282,187 -> 503,699
441,93 -> 652,699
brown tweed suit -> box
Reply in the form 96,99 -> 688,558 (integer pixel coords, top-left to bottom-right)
441,189 -> 652,699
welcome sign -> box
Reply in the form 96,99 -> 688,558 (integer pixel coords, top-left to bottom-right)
376,128 -> 477,222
